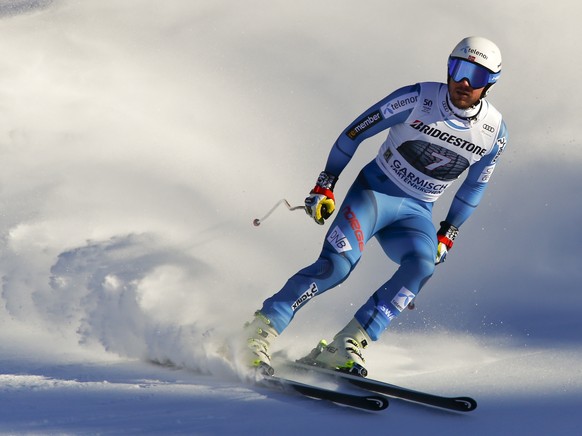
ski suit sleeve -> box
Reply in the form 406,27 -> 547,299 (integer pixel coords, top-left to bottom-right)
444,120 -> 509,228
323,84 -> 421,177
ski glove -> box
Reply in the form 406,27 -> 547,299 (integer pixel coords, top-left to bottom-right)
435,221 -> 459,265
305,171 -> 337,225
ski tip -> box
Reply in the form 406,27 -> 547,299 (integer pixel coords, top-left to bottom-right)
454,396 -> 478,411
367,395 -> 390,411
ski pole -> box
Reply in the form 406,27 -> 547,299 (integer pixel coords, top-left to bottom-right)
253,199 -> 306,227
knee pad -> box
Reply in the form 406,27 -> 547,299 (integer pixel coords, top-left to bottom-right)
401,254 -> 435,289
299,251 -> 354,286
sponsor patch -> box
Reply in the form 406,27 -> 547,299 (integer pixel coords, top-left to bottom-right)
409,119 -> 487,157
292,283 -> 318,311
391,287 -> 415,312
389,158 -> 450,196
421,98 -> 433,114
478,164 -> 496,183
379,304 -> 397,321
381,92 -> 418,117
482,123 -> 495,134
327,226 -> 352,253
346,110 -> 382,140
491,136 -> 507,164
343,206 -> 365,252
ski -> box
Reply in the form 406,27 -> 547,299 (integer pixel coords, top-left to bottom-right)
286,362 -> 477,412
256,374 -> 389,412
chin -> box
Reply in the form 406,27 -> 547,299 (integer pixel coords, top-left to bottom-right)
451,95 -> 477,110
450,99 -> 468,110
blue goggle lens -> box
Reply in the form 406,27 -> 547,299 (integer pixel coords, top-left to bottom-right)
448,58 -> 499,88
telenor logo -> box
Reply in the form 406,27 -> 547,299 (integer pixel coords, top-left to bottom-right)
460,45 -> 489,60
391,287 -> 415,312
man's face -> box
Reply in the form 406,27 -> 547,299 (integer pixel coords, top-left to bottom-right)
448,78 -> 484,110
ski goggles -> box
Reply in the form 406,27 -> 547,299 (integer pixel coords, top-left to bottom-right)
447,57 -> 500,88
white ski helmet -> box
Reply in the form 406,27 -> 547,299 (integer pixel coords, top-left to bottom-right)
448,36 -> 502,96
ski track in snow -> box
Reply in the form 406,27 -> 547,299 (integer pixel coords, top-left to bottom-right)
0,325 -> 581,435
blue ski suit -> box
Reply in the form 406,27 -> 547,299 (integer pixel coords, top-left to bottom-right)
260,81 -> 508,341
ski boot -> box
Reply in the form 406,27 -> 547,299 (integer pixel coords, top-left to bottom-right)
242,311 -> 278,376
298,318 -> 370,377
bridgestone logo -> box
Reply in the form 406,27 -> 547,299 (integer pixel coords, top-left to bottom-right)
410,120 -> 486,156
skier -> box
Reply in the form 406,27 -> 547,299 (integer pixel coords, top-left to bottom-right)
242,36 -> 508,376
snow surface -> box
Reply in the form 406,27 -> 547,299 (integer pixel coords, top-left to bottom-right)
0,0 -> 581,434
